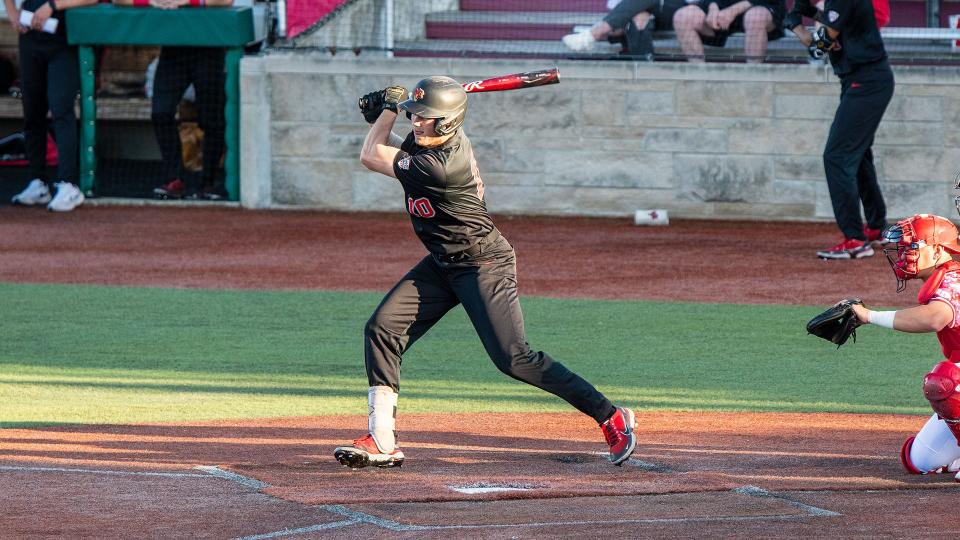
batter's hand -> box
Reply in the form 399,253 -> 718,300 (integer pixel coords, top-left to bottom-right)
382,86 -> 407,114
359,90 -> 384,124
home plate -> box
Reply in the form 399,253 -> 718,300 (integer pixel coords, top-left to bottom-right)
449,482 -> 537,495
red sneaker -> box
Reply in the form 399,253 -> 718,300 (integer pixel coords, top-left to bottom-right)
601,407 -> 638,465
816,238 -> 874,260
334,433 -> 404,469
863,225 -> 885,246
153,179 -> 186,200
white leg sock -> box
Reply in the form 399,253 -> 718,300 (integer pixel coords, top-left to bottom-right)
368,386 -> 398,453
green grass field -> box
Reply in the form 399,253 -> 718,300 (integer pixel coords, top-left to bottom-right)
0,282 -> 938,427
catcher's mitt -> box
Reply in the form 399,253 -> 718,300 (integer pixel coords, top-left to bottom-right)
806,298 -> 864,348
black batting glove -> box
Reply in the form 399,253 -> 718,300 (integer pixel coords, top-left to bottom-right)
359,90 -> 384,124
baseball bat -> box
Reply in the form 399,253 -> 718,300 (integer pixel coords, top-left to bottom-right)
460,68 -> 560,94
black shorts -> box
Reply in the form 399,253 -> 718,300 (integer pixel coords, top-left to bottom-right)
692,4 -> 785,47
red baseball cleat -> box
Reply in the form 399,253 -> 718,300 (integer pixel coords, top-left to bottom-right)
863,225 -> 885,246
153,179 -> 186,200
601,407 -> 638,465
334,433 -> 405,469
817,238 -> 874,260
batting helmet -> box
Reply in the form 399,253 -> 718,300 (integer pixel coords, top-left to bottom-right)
397,76 -> 467,136
883,214 -> 960,287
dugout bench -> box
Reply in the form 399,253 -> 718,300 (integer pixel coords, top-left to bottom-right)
66,4 -> 255,202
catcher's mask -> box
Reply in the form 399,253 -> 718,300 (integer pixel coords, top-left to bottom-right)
882,214 -> 960,292
398,76 -> 467,136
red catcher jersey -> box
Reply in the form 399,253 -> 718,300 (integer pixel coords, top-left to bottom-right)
929,270 -> 960,361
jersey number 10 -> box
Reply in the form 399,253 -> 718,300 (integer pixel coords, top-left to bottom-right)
407,196 -> 436,218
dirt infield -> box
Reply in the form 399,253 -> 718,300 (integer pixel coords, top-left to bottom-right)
2,206 -> 958,538
4,412 -> 960,537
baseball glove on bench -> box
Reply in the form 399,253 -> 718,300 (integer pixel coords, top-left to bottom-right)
806,298 -> 863,348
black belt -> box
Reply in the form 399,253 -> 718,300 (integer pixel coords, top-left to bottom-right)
436,229 -> 500,262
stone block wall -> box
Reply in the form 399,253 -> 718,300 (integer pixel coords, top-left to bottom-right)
240,53 -> 960,221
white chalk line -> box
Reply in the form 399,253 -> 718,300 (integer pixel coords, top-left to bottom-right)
193,466 -> 271,490
236,486 -> 842,538
733,485 -> 841,517
0,464 -> 210,478
0,464 -> 272,493
232,520 -> 358,540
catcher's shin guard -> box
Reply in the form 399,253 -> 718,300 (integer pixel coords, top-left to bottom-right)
900,436 -> 926,474
924,361 -> 960,442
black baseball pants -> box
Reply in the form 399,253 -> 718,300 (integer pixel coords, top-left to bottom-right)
151,46 -> 226,187
18,32 -> 79,184
823,61 -> 894,240
364,235 -> 617,424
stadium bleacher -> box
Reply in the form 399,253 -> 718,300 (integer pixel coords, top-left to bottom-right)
392,0 -> 960,62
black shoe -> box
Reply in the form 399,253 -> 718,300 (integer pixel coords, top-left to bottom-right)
187,186 -> 228,201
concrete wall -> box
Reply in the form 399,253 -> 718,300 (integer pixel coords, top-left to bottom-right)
240,52 -> 960,221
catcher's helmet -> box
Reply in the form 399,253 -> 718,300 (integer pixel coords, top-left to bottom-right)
883,214 -> 960,288
397,76 -> 467,136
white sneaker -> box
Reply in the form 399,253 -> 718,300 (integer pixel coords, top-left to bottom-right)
11,178 -> 52,205
46,182 -> 85,212
562,30 -> 597,52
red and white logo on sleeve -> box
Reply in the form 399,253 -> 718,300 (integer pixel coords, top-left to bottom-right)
407,196 -> 436,218
398,156 -> 411,170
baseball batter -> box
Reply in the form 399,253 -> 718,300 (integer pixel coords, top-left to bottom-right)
845,214 -> 960,478
333,76 -> 638,469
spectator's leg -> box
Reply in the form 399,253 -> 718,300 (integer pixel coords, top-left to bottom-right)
193,48 -> 227,189
625,12 -> 655,59
742,6 -> 773,63
18,33 -> 50,183
590,20 -> 615,41
46,45 -> 80,184
673,5 -> 707,62
743,6 -> 774,64
151,48 -> 192,182
604,0 -> 657,31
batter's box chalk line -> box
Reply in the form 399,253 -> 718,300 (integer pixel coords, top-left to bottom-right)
590,451 -> 677,473
194,465 -> 270,490
232,486 -> 843,539
733,485 -> 841,517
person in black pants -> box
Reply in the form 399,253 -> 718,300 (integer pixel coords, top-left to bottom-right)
113,0 -> 233,200
785,0 -> 894,259
150,46 -> 227,199
561,0 -> 687,59
6,0 -> 97,212
332,77 -> 639,470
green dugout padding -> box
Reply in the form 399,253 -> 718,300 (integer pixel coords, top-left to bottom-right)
66,5 -> 255,201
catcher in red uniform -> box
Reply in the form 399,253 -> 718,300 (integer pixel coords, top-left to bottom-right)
846,214 -> 960,478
